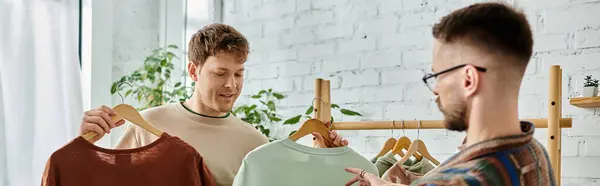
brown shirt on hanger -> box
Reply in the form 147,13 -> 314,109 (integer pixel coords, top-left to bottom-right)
41,132 -> 217,186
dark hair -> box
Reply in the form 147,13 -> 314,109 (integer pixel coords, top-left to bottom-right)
432,2 -> 533,64
188,23 -> 249,65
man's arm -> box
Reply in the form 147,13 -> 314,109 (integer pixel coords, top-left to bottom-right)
409,166 -> 498,186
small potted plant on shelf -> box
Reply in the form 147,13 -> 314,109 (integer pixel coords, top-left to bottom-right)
583,75 -> 599,97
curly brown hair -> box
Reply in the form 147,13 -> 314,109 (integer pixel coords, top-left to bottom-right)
188,23 -> 250,66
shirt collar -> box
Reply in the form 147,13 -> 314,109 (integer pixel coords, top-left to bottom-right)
441,121 -> 535,169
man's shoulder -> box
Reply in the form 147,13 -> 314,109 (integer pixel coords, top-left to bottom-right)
135,103 -> 183,128
138,103 -> 178,118
226,114 -> 269,143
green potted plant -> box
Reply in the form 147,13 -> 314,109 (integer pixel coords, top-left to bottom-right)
110,45 -> 193,110
232,89 -> 362,141
583,75 -> 599,97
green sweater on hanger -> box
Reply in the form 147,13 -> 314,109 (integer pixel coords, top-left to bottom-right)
374,152 -> 437,177
232,138 -> 378,186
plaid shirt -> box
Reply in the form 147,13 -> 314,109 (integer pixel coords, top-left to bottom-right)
410,121 -> 556,186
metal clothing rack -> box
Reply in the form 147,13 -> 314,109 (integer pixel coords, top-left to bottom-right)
310,65 -> 569,185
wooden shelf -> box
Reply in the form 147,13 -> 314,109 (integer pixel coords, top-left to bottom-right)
570,96 -> 600,108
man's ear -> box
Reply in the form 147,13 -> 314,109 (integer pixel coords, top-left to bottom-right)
188,62 -> 198,81
463,65 -> 480,97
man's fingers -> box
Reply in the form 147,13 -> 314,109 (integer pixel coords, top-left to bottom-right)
345,167 -> 363,175
345,175 -> 362,186
342,139 -> 349,146
312,132 -> 323,141
329,130 -> 337,140
83,122 -> 105,138
89,110 -> 115,128
331,131 -> 342,146
99,105 -> 116,115
85,116 -> 110,133
345,167 -> 382,186
324,121 -> 331,127
114,119 -> 126,127
363,171 -> 379,182
312,132 -> 327,147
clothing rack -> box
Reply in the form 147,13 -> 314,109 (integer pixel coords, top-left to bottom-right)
311,65 -> 569,185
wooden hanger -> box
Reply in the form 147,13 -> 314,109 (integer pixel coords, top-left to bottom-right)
390,120 -> 422,160
392,136 -> 423,160
398,139 -> 439,165
81,104 -> 163,142
376,121 -> 400,158
288,118 -> 333,143
397,121 -> 440,165
376,138 -> 397,158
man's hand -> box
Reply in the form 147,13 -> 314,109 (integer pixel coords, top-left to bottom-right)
312,121 -> 349,148
344,167 -> 404,186
79,105 -> 126,143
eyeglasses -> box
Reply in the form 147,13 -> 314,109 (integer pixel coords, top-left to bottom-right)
422,64 -> 487,91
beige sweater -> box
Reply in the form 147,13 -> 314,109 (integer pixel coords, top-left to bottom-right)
115,102 -> 269,186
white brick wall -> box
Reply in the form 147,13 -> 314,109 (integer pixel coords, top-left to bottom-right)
223,0 -> 600,182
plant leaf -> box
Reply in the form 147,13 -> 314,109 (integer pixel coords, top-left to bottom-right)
268,88 -> 272,93
174,82 -> 181,87
249,104 -> 257,110
261,110 -> 269,119
167,53 -> 173,61
251,95 -> 261,99
271,117 -> 282,122
160,59 -> 167,66
267,101 -> 276,111
305,106 -> 314,115
272,92 -> 285,99
145,65 -> 154,72
125,89 -> 133,97
167,44 -> 178,49
258,90 -> 267,95
340,109 -> 362,116
110,83 -> 118,94
331,104 -> 340,109
283,115 -> 302,125
255,111 -> 262,123
288,130 -> 297,136
233,106 -> 245,114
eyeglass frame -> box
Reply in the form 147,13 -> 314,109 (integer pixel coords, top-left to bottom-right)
422,64 -> 487,91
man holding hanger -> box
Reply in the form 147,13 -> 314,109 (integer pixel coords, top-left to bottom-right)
345,2 -> 555,186
78,23 -> 348,186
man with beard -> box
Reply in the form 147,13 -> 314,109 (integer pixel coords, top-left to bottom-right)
345,2 -> 555,186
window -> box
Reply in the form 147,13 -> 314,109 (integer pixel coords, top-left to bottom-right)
182,0 -> 221,85
79,0 -> 92,111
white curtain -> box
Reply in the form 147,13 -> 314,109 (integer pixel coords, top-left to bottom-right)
0,0 -> 83,185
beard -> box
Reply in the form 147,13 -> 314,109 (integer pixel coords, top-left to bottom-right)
436,96 -> 468,132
